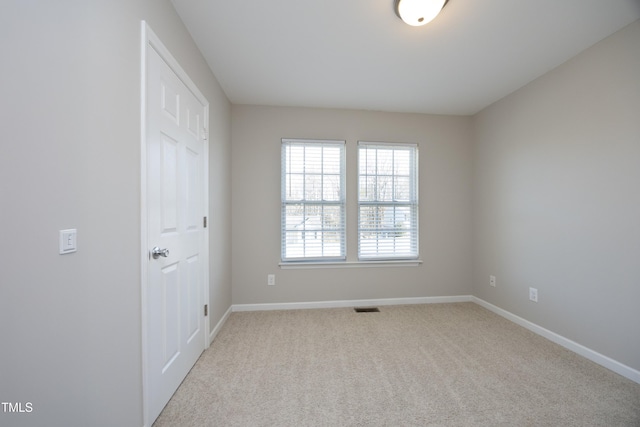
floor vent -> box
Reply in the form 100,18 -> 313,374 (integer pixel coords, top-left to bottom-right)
354,307 -> 380,313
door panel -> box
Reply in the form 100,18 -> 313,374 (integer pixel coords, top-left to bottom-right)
185,147 -> 200,231
186,254 -> 201,342
161,262 -> 180,371
161,133 -> 178,233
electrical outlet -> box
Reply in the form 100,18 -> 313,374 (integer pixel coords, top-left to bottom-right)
529,287 -> 538,302
489,275 -> 496,287
267,274 -> 275,286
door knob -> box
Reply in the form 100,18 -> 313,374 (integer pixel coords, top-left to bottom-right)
151,246 -> 170,259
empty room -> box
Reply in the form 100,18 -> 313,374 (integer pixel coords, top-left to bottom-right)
1,1 -> 639,426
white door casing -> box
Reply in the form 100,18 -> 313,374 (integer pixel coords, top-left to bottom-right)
141,22 -> 210,426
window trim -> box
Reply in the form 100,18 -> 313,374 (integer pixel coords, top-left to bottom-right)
279,259 -> 422,269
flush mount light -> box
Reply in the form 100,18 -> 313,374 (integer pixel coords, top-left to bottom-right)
394,0 -> 449,26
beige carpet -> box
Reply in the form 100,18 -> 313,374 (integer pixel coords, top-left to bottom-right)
153,303 -> 640,426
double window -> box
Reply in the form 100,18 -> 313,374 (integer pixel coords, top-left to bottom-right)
281,139 -> 418,263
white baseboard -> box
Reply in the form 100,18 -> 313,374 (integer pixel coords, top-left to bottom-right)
232,295 -> 473,312
208,305 -> 232,345
472,297 -> 640,385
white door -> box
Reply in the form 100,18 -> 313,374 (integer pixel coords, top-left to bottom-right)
143,26 -> 209,424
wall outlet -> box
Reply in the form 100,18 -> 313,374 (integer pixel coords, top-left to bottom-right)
489,275 -> 496,287
267,274 -> 275,286
529,287 -> 538,302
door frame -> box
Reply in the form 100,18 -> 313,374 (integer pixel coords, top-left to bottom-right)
140,21 -> 210,427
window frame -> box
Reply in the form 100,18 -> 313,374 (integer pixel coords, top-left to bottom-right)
281,138 -> 346,263
357,141 -> 419,261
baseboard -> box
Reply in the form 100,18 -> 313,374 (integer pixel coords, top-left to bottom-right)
208,305 -> 232,345
232,295 -> 473,312
472,297 -> 640,385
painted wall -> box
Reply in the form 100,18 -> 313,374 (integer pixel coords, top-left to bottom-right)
472,21 -> 640,371
231,106 -> 473,305
0,1 -> 231,426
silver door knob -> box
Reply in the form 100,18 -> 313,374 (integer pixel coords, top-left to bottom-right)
151,246 -> 170,259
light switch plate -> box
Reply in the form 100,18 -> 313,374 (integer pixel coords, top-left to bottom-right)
59,229 -> 77,254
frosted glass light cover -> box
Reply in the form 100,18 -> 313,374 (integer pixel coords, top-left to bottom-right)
396,0 -> 446,26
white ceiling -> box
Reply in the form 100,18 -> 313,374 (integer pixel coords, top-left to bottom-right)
170,0 -> 640,115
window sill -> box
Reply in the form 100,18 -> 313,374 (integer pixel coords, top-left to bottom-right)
279,259 -> 423,269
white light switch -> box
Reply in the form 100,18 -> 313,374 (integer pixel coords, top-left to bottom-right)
59,229 -> 77,254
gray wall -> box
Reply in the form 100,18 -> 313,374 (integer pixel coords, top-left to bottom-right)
472,20 -> 640,371
0,1 -> 231,426
231,106 -> 473,304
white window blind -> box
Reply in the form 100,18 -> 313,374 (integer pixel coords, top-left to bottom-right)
281,139 -> 346,262
358,142 -> 418,260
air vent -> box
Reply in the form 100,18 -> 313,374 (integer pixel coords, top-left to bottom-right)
354,307 -> 380,313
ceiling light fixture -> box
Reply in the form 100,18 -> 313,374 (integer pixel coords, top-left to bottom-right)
394,0 -> 449,26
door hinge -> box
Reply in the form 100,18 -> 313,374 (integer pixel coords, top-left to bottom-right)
203,216 -> 207,228
204,304 -> 208,316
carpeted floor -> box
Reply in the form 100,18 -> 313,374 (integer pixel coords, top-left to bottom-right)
153,303 -> 640,426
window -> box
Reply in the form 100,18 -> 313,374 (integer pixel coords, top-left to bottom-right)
281,139 -> 346,262
358,142 -> 418,260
